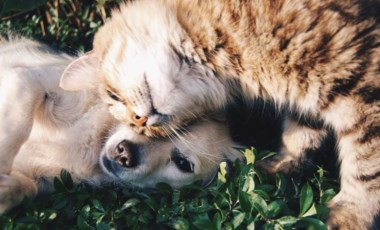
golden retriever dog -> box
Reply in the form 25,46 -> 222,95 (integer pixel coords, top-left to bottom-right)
0,37 -> 242,213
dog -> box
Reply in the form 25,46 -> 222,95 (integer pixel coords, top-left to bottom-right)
0,37 -> 243,213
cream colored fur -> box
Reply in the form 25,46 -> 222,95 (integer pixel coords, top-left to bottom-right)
0,37 -> 242,213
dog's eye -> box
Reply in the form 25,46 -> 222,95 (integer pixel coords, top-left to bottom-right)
172,156 -> 194,173
107,90 -> 121,102
171,148 -> 194,173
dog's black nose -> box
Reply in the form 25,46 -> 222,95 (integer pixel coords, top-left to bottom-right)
114,140 -> 138,168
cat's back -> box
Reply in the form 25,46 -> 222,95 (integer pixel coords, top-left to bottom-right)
172,0 -> 379,97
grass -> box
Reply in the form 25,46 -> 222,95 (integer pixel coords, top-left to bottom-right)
0,1 -> 339,229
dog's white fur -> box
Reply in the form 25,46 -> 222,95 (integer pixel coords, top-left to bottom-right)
0,37 -> 242,213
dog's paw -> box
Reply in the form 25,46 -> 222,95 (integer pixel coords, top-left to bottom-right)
0,173 -> 36,214
0,174 -> 21,213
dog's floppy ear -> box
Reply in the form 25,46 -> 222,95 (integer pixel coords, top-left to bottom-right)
60,51 -> 99,91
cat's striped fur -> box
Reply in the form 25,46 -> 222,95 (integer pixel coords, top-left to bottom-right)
60,0 -> 380,228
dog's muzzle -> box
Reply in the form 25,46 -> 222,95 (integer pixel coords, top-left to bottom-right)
113,140 -> 139,168
101,140 -> 141,175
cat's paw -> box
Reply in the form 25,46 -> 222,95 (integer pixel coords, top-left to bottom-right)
256,153 -> 290,174
259,118 -> 327,177
327,205 -> 367,230
326,198 -> 375,230
256,150 -> 315,178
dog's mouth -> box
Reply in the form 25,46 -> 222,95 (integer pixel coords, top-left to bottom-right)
101,156 -> 121,176
101,140 -> 142,176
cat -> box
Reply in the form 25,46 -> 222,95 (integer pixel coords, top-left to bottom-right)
60,0 -> 380,229
0,36 -> 242,213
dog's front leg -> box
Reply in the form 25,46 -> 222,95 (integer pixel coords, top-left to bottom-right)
0,171 -> 38,213
0,69 -> 44,174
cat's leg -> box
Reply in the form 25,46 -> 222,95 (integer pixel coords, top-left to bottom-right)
324,100 -> 380,229
0,69 -> 45,174
257,115 -> 328,176
0,171 -> 38,214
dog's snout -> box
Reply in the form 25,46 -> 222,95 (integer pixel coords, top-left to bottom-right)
113,140 -> 138,168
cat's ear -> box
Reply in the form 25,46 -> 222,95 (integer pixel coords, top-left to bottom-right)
60,51 -> 99,91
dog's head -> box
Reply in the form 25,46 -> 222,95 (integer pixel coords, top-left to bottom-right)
100,119 -> 243,189
59,0 -> 229,137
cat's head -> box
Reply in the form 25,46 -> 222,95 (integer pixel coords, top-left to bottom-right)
60,0 -> 228,137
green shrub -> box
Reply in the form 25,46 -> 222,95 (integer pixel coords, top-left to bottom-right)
0,149 -> 338,229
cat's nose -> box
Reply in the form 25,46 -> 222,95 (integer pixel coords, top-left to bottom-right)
131,113 -> 148,127
131,112 -> 170,127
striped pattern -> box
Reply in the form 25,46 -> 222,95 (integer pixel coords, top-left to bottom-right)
92,0 -> 380,228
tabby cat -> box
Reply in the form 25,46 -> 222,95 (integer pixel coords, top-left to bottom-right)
60,0 -> 380,228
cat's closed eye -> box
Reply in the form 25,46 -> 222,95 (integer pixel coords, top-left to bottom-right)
107,90 -> 121,102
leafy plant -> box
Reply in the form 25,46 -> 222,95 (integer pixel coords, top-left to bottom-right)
0,148 -> 338,229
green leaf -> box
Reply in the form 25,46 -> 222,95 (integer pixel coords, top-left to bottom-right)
243,147 -> 255,164
120,198 -> 140,211
256,150 -> 277,161
301,217 -> 327,230
247,192 -> 268,216
299,183 -> 313,216
213,212 -> 222,230
276,216 -> 298,227
218,162 -> 228,184
80,205 -> 91,219
273,173 -> 288,197
302,203 -> 317,217
53,177 -> 67,192
47,212 -> 57,220
266,200 -> 285,218
96,223 -> 113,230
238,191 -> 253,213
242,175 -> 255,192
262,222 -> 275,230
186,203 -> 213,213
77,214 -> 92,230
246,220 -> 255,229
232,211 -> 245,228
60,169 -> 74,189
320,189 -> 336,204
155,182 -> 173,194
169,217 -> 189,230
92,199 -> 105,213
0,216 -> 12,230
315,204 -> 330,218
192,214 -> 215,230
